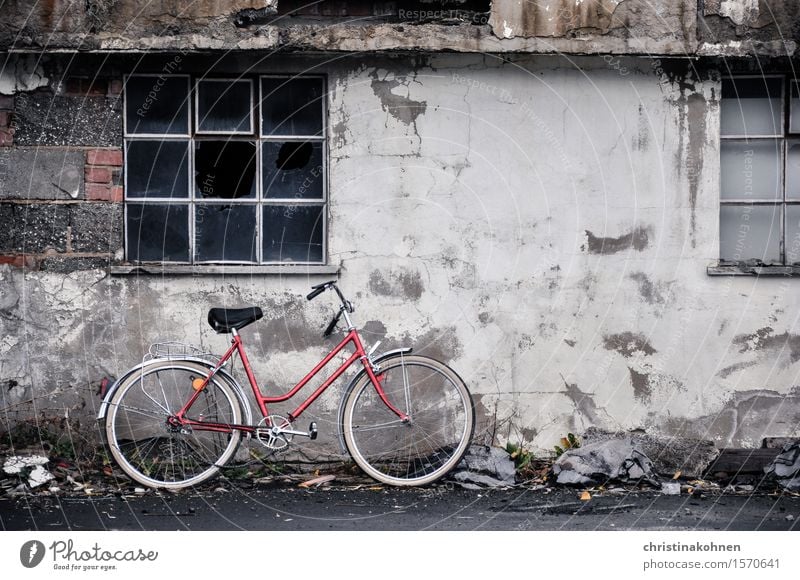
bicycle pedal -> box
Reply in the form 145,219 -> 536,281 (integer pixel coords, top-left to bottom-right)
309,422 -> 318,440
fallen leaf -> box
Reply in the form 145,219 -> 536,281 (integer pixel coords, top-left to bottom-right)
298,474 -> 336,488
672,471 -> 682,480
580,491 -> 591,501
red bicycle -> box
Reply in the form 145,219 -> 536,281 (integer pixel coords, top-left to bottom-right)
99,281 -> 475,489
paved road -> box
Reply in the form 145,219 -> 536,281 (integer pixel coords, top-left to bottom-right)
2,484 -> 799,531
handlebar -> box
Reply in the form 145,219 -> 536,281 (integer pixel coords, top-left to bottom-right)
306,281 -> 354,337
306,280 -> 353,313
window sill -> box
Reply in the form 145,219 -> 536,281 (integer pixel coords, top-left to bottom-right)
110,264 -> 341,276
707,264 -> 800,276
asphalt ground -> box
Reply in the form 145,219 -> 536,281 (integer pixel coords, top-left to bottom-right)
2,481 -> 799,531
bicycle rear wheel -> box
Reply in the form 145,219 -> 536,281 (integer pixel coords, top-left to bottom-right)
103,360 -> 243,490
342,354 -> 474,486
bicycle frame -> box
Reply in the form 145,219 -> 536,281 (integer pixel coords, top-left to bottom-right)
172,327 -> 409,435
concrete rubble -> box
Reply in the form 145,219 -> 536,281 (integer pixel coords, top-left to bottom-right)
3,455 -> 55,488
764,441 -> 800,492
551,438 -> 660,486
451,445 -> 517,488
581,428 -> 719,479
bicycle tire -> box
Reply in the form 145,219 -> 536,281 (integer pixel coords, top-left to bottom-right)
103,360 -> 243,490
341,354 -> 474,486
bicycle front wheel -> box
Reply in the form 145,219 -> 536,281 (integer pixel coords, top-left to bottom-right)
103,360 -> 243,490
342,354 -> 474,486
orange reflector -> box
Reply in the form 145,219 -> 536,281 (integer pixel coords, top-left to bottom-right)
192,378 -> 206,391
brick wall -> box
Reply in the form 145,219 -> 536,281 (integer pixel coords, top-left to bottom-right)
0,78 -> 124,272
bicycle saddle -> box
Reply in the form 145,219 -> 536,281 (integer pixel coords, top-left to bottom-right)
207,307 -> 263,333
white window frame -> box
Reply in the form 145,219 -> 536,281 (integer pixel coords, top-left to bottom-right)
122,74 -> 328,267
718,74 -> 800,269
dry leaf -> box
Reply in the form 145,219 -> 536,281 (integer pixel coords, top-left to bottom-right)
579,491 -> 591,501
298,474 -> 336,488
672,471 -> 682,480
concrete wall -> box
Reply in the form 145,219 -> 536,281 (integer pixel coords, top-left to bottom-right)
1,1 -> 797,57
1,52 -> 800,458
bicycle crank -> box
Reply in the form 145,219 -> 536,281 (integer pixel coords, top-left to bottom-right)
255,416 -> 318,450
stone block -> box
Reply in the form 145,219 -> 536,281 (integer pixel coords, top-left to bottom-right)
13,92 -> 122,147
0,148 -> 84,200
68,203 -> 123,253
0,203 -> 69,253
39,256 -> 110,273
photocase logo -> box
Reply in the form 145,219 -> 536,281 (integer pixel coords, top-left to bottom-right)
20,540 -> 46,568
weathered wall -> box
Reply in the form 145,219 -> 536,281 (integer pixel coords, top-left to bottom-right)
0,1 -> 796,56
2,52 -> 800,457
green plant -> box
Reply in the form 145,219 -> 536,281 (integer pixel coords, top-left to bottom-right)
505,442 -> 534,473
554,433 -> 580,457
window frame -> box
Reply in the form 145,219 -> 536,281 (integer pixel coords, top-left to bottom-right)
121,73 -> 329,269
712,74 -> 800,275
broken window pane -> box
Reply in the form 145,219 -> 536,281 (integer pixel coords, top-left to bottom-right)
126,140 -> 189,198
195,204 -> 257,262
263,205 -> 324,263
126,203 -> 190,262
125,76 -> 189,135
720,139 -> 781,200
791,81 -> 800,133
194,140 -> 257,199
261,77 -> 324,137
262,141 -> 324,199
197,80 -> 253,133
719,204 -> 781,263
721,78 -> 782,137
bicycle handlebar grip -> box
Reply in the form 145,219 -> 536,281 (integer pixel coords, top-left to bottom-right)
306,286 -> 326,301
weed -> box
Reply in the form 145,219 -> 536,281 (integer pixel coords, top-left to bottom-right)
506,441 -> 533,471
554,433 -> 580,457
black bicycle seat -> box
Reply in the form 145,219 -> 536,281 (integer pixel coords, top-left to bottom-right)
207,307 -> 263,334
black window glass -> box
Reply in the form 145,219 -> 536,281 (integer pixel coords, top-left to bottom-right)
126,140 -> 189,198
126,203 -> 190,262
261,77 -> 324,137
263,205 -> 324,262
195,204 -> 257,262
262,141 -> 324,199
194,141 -> 257,199
125,76 -> 189,135
197,80 -> 253,133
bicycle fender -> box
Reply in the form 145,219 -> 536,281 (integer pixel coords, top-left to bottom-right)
96,357 -> 253,429
335,347 -> 412,454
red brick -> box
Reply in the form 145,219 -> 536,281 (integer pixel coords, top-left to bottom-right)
65,78 -> 108,97
85,183 -> 123,202
108,79 -> 123,95
85,166 -> 112,183
0,255 -> 35,268
87,149 -> 123,167
0,95 -> 13,110
0,128 -> 13,147
0,111 -> 9,127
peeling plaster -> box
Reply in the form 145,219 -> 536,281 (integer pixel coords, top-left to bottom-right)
369,69 -> 427,126
628,272 -> 671,306
628,367 -> 651,402
0,55 -> 50,95
583,226 -> 651,254
705,0 -> 760,26
602,332 -> 657,357
733,327 -> 800,366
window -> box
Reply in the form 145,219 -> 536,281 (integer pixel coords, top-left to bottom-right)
123,74 -> 326,265
719,76 -> 800,267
